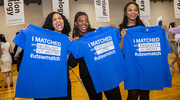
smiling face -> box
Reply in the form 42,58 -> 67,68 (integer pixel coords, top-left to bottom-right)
174,23 -> 177,27
52,13 -> 64,33
75,15 -> 89,35
126,4 -> 139,21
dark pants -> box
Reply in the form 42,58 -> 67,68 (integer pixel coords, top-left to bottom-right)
127,89 -> 150,100
17,57 -> 22,72
104,86 -> 122,100
82,76 -> 122,100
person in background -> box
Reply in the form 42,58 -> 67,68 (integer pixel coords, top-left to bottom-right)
13,46 -> 23,72
13,32 -> 24,72
0,38 -> 2,58
0,34 -> 13,88
166,25 -> 180,35
166,23 -> 180,72
68,11 -> 122,100
168,22 -> 179,71
0,36 -> 2,88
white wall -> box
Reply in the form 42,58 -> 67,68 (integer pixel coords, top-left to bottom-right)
69,0 -> 125,29
0,0 -> 126,48
0,4 -> 43,47
0,0 -> 179,48
149,1 -> 180,26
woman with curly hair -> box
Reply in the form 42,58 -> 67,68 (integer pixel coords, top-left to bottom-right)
38,12 -> 71,100
42,12 -> 71,36
15,12 -> 71,100
32,12 -> 71,100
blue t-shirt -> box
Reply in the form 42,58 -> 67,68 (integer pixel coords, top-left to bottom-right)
68,26 -> 128,93
123,26 -> 172,90
13,24 -> 71,98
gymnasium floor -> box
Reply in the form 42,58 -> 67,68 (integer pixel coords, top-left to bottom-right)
0,53 -> 180,100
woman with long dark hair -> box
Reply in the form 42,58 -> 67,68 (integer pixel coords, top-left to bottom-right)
118,2 -> 145,50
42,12 -> 71,35
14,12 -> 71,100
34,12 -> 71,100
118,2 -> 150,100
117,2 -> 170,100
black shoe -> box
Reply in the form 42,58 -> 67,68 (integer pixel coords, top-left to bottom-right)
10,82 -> 13,87
4,84 -> 8,88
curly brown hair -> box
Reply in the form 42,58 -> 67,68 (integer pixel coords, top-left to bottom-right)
42,12 -> 71,36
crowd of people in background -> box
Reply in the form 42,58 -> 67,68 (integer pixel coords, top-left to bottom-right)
0,1 -> 180,100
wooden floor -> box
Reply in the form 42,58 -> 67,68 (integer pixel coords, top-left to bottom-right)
0,53 -> 180,100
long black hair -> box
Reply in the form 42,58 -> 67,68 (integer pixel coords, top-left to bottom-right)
0,34 -> 7,42
119,2 -> 145,31
42,12 -> 71,36
72,11 -> 95,38
169,22 -> 176,28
